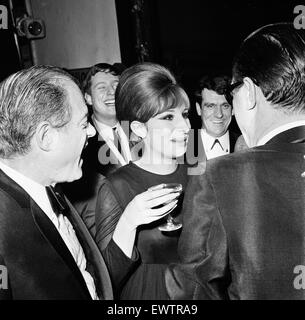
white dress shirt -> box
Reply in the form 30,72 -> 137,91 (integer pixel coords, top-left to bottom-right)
0,161 -> 98,300
257,120 -> 305,146
92,116 -> 132,165
201,129 -> 230,160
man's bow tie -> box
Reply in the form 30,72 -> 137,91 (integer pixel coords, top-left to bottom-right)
211,138 -> 224,151
46,185 -> 69,216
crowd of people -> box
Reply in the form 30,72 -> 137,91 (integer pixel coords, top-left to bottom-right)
0,22 -> 305,300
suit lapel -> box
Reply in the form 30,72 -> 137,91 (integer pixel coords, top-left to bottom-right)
64,196 -> 113,300
30,199 -> 92,299
0,169 -> 92,299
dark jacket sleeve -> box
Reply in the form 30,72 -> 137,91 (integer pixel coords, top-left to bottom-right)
73,173 -> 106,237
165,170 -> 230,300
95,178 -> 124,251
95,178 -> 139,294
101,239 -> 139,296
62,171 -> 107,238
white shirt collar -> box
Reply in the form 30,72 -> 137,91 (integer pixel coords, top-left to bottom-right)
257,120 -> 305,146
201,129 -> 230,160
91,115 -> 132,164
91,115 -> 118,141
201,129 -> 229,148
0,160 -> 57,224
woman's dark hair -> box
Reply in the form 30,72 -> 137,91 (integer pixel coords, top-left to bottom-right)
115,62 -> 189,123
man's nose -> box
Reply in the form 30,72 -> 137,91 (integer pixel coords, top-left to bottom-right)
214,105 -> 223,118
108,85 -> 116,95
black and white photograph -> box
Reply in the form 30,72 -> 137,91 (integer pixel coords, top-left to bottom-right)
1,0 -> 305,310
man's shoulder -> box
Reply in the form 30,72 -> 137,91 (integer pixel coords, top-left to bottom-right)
205,143 -> 294,175
0,175 -> 30,243
0,170 -> 29,210
206,147 -> 261,174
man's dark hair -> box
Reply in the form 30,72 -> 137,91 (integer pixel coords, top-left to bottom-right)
0,65 -> 76,158
195,75 -> 231,104
233,23 -> 305,113
82,62 -> 126,94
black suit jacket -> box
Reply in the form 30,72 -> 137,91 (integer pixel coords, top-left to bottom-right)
166,126 -> 305,300
0,169 -> 133,299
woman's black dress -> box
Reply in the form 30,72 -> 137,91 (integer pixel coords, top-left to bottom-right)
95,162 -> 188,300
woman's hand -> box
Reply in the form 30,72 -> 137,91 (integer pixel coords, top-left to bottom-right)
113,184 -> 180,258
121,184 -> 180,230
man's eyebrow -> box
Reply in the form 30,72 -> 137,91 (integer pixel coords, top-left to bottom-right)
93,81 -> 107,88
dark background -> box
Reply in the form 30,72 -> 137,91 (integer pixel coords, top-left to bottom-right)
0,0 -> 21,80
115,0 -> 302,129
116,0 -> 301,88
1,0 -> 302,129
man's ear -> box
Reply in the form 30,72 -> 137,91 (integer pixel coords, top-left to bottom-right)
84,93 -> 92,105
130,120 -> 147,139
35,122 -> 57,152
243,77 -> 257,110
195,102 -> 202,116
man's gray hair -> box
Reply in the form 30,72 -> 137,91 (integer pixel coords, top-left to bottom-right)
0,65 -> 77,158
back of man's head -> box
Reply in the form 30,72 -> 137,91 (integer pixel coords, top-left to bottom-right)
0,65 -> 76,159
233,23 -> 305,114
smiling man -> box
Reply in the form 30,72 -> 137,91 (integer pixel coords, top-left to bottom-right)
0,66 -> 139,299
195,74 -> 239,160
166,23 -> 305,300
63,63 -> 134,236
83,63 -> 132,175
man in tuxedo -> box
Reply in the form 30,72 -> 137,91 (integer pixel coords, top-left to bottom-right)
194,74 -> 239,161
0,66 -> 137,299
166,23 -> 305,299
64,63 -> 135,235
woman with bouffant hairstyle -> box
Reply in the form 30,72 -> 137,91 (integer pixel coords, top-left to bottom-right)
95,62 -> 191,299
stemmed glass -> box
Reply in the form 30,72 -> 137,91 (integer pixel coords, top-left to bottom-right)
148,183 -> 183,232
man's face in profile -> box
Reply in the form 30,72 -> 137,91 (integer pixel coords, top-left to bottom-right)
196,88 -> 232,138
54,80 -> 96,183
